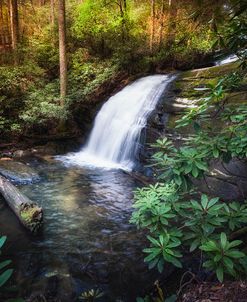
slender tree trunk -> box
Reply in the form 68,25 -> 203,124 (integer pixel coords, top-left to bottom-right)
150,0 -> 155,53
5,0 -> 11,46
118,0 -> 128,42
9,0 -> 18,51
158,0 -> 165,49
50,0 -> 55,44
50,0 -> 55,27
0,0 -> 4,48
58,0 -> 67,105
167,0 -> 177,47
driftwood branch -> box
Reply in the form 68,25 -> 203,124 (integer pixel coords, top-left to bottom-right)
0,175 -> 43,233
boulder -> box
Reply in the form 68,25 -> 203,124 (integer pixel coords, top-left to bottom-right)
0,159 -> 40,184
192,159 -> 247,201
13,149 -> 33,158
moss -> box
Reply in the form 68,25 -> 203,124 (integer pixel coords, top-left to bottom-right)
172,62 -> 242,100
226,91 -> 247,105
166,62 -> 247,133
167,114 -> 178,129
20,206 -> 38,224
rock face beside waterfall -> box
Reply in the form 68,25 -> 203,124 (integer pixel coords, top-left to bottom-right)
144,62 -> 247,201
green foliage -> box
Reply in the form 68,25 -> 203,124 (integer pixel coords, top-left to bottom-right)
144,234 -> 182,271
68,56 -> 118,103
79,288 -> 104,301
151,138 -> 208,190
20,82 -> 68,128
132,67 -> 247,283
0,64 -> 46,135
174,71 -> 247,163
131,180 -> 247,281
200,233 -> 246,282
0,236 -> 13,289
73,0 -> 133,56
0,65 -> 44,98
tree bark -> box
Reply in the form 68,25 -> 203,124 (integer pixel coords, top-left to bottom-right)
150,0 -> 155,53
167,0 -> 177,47
58,0 -> 67,105
158,0 -> 165,49
50,0 -> 55,45
0,175 -> 43,233
50,0 -> 55,28
9,0 -> 18,51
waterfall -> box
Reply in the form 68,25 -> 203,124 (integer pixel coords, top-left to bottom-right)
61,75 -> 174,170
215,54 -> 238,66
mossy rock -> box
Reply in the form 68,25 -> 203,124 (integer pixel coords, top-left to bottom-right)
172,61 -> 241,100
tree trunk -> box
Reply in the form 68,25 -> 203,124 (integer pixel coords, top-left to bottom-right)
50,0 -> 55,44
0,175 -> 43,233
0,0 -> 4,49
58,0 -> 67,105
167,0 -> 177,47
50,0 -> 55,28
9,0 -> 18,51
158,0 -> 165,49
118,0 -> 128,42
150,0 -> 155,53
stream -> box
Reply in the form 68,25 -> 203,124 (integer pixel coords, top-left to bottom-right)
0,158 -> 161,301
0,75 -> 176,301
0,60 -> 234,301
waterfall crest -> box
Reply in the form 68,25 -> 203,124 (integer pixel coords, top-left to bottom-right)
62,75 -> 174,170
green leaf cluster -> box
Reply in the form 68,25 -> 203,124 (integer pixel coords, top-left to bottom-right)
200,233 -> 246,282
131,73 -> 247,283
0,236 -> 13,289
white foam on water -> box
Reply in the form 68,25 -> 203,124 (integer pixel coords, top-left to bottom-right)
58,75 -> 175,170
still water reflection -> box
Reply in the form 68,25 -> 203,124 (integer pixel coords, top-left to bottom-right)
0,159 -> 158,301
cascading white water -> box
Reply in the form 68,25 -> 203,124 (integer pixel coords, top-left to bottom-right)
61,75 -> 174,170
215,54 -> 238,66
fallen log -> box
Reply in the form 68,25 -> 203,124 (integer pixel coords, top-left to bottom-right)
0,175 -> 43,233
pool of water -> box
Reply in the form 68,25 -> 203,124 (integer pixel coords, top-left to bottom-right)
0,157 -> 160,301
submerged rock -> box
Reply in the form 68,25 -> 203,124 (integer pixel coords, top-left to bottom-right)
0,159 -> 40,184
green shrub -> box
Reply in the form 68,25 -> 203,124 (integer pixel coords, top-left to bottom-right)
0,236 -> 13,288
131,68 -> 247,283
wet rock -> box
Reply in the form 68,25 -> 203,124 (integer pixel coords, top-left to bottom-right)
31,141 -> 81,156
0,159 -> 40,184
194,177 -> 243,201
192,159 -> 247,201
222,159 -> 247,178
13,149 -> 33,158
163,97 -> 198,114
31,143 -> 60,156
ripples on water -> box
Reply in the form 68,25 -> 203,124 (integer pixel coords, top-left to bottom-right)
0,159 -> 159,301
